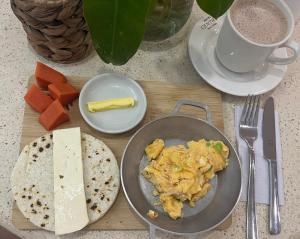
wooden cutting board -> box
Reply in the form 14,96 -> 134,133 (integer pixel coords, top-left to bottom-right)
12,75 -> 232,231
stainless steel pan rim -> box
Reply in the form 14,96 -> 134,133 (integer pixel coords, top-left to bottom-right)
121,99 -> 242,238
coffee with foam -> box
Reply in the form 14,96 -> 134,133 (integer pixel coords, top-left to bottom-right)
230,0 -> 288,44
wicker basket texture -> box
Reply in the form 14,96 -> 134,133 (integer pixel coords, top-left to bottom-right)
11,0 -> 93,63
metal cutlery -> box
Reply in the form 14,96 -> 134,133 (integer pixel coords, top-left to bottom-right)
262,97 -> 281,235
239,95 -> 260,239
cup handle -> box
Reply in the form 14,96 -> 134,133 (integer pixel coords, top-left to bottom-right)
267,40 -> 299,65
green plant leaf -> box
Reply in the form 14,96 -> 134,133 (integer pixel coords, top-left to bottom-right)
196,0 -> 234,19
214,142 -> 223,154
83,0 -> 155,65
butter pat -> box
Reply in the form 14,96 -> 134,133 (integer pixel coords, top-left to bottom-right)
87,97 -> 135,112
53,127 -> 89,235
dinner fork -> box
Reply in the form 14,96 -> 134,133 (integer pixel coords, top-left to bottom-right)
239,95 -> 260,239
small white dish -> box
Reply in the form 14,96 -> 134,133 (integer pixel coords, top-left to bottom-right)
188,18 -> 288,96
79,73 -> 147,134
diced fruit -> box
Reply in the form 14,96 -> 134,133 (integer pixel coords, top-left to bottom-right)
39,100 -> 70,131
35,62 -> 67,89
24,84 -> 53,113
48,83 -> 79,106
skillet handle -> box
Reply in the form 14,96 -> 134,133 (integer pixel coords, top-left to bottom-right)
172,99 -> 212,124
149,224 -> 156,239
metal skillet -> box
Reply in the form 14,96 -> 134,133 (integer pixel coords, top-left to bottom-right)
121,99 -> 242,238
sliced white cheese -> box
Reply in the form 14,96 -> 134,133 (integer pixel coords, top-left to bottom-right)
53,127 -> 89,235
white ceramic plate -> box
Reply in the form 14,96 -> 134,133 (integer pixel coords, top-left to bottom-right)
79,73 -> 147,134
188,18 -> 288,96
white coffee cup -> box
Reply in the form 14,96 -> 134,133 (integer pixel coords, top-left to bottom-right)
216,0 -> 299,73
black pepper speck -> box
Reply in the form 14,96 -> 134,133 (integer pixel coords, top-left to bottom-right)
39,147 -> 43,152
90,203 -> 97,210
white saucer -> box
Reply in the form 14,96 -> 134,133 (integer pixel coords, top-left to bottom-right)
79,73 -> 147,134
188,18 -> 287,96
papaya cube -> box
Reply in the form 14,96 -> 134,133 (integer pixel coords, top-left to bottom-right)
35,62 -> 67,89
39,100 -> 70,131
48,82 -> 79,106
24,84 -> 53,113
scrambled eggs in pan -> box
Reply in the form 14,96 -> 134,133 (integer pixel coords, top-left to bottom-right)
143,139 -> 229,220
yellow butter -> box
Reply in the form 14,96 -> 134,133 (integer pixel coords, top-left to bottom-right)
87,97 -> 135,112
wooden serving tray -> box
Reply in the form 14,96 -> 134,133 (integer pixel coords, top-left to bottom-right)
12,75 -> 232,231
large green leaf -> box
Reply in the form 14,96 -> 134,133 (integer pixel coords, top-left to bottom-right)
196,0 -> 234,19
83,0 -> 155,65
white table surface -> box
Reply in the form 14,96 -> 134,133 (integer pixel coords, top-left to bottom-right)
0,2 -> 300,239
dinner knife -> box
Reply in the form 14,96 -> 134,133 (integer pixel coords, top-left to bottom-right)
262,97 -> 281,235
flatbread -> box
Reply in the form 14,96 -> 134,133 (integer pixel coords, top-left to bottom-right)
11,135 -> 55,230
81,134 -> 120,223
11,133 -> 120,231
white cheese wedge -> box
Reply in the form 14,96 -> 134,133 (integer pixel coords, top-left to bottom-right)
53,127 -> 89,235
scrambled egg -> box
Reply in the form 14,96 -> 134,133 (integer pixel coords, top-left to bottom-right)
147,210 -> 158,219
143,139 -> 229,220
145,139 -> 164,160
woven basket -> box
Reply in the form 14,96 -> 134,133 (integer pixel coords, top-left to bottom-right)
11,0 -> 93,63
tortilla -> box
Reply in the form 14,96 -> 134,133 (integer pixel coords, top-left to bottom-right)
11,133 -> 120,231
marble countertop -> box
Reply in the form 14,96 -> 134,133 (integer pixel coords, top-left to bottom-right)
1,1 -> 300,239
